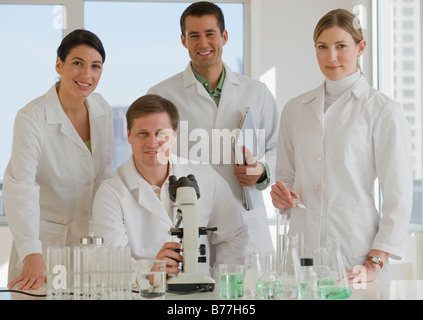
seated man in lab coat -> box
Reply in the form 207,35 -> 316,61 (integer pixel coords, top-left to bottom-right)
90,94 -> 248,281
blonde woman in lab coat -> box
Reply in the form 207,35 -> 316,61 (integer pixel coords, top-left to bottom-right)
3,29 -> 115,290
271,9 -> 412,282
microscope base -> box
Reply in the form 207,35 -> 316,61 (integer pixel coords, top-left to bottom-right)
167,273 -> 215,293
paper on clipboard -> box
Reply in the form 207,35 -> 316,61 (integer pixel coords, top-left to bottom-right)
233,107 -> 260,210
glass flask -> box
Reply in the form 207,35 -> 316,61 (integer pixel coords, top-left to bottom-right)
244,251 -> 262,298
279,234 -> 301,299
317,237 -> 352,300
297,258 -> 317,300
256,251 -> 285,300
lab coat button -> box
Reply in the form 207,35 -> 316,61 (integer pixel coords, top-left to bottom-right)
313,215 -> 320,222
85,181 -> 92,187
315,185 -> 321,192
312,248 -> 318,255
316,156 -> 322,162
82,210 -> 89,217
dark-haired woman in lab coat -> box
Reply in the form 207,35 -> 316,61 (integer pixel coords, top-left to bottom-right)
3,30 -> 115,290
271,9 -> 412,282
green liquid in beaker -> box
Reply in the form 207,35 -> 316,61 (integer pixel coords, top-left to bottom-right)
220,273 -> 244,299
318,286 -> 351,300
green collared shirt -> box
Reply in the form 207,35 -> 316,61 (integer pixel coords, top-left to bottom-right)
192,66 -> 226,107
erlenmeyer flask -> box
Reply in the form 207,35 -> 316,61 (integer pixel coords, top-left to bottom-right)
279,234 -> 301,299
317,237 -> 351,300
244,251 -> 262,298
256,251 -> 285,300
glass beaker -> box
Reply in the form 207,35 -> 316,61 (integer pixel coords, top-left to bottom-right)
256,251 -> 285,300
136,259 -> 166,299
219,264 -> 244,299
317,237 -> 351,300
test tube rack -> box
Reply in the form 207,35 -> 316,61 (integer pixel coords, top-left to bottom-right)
46,245 -> 132,300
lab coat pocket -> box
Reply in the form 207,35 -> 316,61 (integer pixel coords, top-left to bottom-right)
327,206 -> 378,261
328,124 -> 369,163
39,220 -> 68,253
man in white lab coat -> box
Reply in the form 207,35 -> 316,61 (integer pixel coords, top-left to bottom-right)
148,2 -> 280,261
90,94 -> 247,281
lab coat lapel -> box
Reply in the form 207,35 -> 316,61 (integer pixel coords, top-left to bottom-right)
45,84 -> 89,153
324,75 -> 370,126
123,157 -> 172,225
182,63 -> 217,130
183,64 -> 213,104
217,64 -> 240,116
86,95 -> 106,154
302,84 -> 325,124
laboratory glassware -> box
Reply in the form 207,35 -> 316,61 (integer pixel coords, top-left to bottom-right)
276,212 -> 289,274
317,237 -> 352,300
137,259 -> 166,299
297,258 -> 318,300
219,264 -> 244,299
256,251 -> 285,300
279,234 -> 301,299
46,246 -> 71,300
243,251 -> 262,298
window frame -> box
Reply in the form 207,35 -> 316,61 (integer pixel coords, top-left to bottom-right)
374,0 -> 423,233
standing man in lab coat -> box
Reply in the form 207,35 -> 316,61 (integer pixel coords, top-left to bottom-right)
148,1 -> 280,261
90,94 -> 247,281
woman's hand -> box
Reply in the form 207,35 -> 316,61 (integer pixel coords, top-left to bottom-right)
8,253 -> 46,290
347,250 -> 388,283
270,180 -> 300,209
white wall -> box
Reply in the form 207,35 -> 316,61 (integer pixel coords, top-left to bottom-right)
250,0 -> 373,108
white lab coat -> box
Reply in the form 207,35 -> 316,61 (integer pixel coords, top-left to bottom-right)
148,63 -> 281,259
276,75 -> 413,276
90,155 -> 248,280
3,83 -> 115,281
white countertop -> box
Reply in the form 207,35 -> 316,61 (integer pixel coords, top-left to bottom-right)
1,280 -> 422,300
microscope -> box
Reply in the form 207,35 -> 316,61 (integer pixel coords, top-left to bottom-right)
166,174 -> 216,293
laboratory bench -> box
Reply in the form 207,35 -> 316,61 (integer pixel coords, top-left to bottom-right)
1,280 -> 423,300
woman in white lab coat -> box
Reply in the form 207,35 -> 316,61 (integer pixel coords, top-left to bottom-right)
3,29 -> 115,290
271,9 -> 412,282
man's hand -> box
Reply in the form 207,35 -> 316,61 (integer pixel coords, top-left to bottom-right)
233,147 -> 265,187
156,242 -> 182,275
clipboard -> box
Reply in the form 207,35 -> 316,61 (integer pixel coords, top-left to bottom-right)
232,107 -> 260,210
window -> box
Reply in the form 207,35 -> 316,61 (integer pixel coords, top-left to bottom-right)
377,0 -> 423,230
0,2 -> 62,223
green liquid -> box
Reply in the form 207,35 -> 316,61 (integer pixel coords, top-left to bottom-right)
318,286 -> 351,300
256,280 -> 285,300
220,273 -> 244,299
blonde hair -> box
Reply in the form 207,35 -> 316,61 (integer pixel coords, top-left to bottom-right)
313,9 -> 363,44
314,9 -> 364,69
